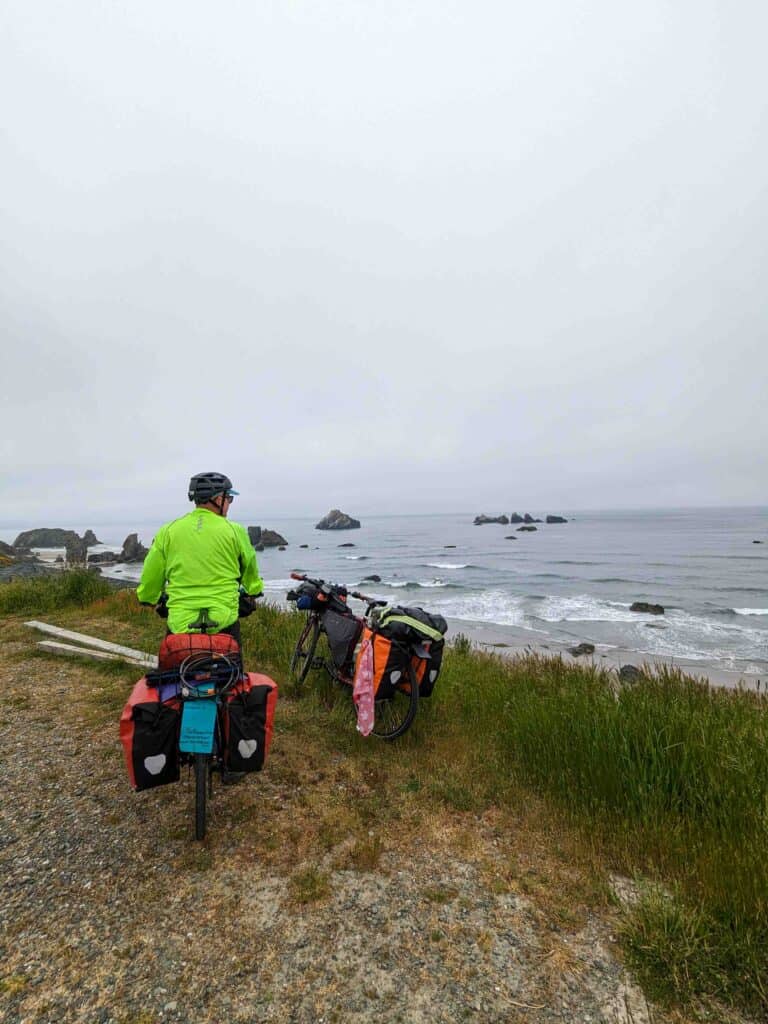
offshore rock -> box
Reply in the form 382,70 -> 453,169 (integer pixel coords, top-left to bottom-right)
517,525 -> 538,532
473,514 -> 509,525
83,529 -> 101,545
546,515 -> 568,524
248,526 -> 288,549
315,509 -> 361,531
120,534 -> 149,563
630,601 -> 664,615
504,535 -> 518,540
13,528 -> 82,549
523,513 -> 542,523
509,513 -> 524,523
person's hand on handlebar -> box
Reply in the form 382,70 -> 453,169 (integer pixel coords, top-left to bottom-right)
238,589 -> 263,617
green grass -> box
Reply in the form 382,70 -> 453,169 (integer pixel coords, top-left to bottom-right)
5,579 -> 767,1015
0,569 -> 112,615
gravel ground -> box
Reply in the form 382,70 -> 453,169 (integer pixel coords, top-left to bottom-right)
0,639 -> 745,1024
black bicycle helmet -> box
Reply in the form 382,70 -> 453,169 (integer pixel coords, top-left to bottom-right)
188,472 -> 239,503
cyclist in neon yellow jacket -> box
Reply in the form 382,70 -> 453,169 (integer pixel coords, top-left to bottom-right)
137,472 -> 264,642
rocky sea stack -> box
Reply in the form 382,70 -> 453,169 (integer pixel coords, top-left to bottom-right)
473,514 -> 509,525
119,534 -> 149,563
315,509 -> 361,531
13,527 -> 99,549
248,526 -> 288,550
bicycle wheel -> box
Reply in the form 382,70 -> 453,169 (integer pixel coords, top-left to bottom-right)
370,661 -> 419,741
289,615 -> 320,690
194,754 -> 209,840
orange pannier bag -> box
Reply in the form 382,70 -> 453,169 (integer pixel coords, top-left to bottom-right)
354,626 -> 413,699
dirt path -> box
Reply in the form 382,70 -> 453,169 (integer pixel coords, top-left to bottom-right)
0,634 -> 690,1024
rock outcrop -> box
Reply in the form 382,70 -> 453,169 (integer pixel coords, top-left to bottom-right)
546,515 -> 568,524
517,525 -> 537,532
0,540 -> 14,557
568,642 -> 595,657
65,536 -> 88,565
119,534 -> 149,563
247,526 -> 288,550
630,602 -> 664,615
13,528 -> 82,549
82,529 -> 101,545
523,514 -> 542,524
504,535 -> 518,540
509,513 -> 524,523
88,551 -> 118,565
315,510 -> 361,531
362,574 -> 382,583
619,664 -> 644,683
473,514 -> 509,525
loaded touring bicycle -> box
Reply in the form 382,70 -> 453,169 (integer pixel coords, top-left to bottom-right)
287,573 -> 448,740
120,618 -> 277,840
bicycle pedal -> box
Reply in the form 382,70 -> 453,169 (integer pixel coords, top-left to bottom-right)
222,771 -> 246,785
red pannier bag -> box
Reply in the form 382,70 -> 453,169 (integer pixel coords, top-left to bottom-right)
158,632 -> 241,670
223,672 -> 278,773
120,677 -> 182,791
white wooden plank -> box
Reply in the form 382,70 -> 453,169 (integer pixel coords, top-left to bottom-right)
25,620 -> 158,667
37,640 -> 149,668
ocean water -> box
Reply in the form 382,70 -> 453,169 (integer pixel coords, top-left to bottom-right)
3,508 -> 766,676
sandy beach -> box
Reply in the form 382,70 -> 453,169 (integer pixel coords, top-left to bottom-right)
452,620 -> 765,693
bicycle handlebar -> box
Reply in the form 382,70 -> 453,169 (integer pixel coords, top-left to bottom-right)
288,572 -> 386,610
349,589 -> 387,608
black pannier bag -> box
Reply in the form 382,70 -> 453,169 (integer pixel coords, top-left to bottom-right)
374,606 -> 448,696
322,608 -> 363,674
417,639 -> 445,697
224,676 -> 278,773
128,701 -> 181,790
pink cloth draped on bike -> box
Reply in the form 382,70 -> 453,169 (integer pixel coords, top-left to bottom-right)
352,634 -> 374,737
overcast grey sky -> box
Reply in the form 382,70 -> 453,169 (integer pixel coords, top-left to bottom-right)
2,0 -> 766,525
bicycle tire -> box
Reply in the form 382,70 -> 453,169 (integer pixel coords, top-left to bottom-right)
370,660 -> 419,741
289,615 -> 320,690
194,754 -> 209,841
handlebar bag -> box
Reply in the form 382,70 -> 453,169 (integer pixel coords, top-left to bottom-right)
120,677 -> 181,791
322,608 -> 363,674
223,672 -> 278,772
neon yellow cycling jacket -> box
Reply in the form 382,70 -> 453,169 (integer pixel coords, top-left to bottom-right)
136,508 -> 264,634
